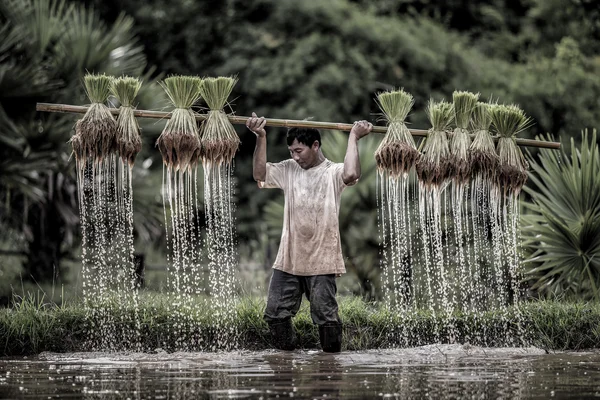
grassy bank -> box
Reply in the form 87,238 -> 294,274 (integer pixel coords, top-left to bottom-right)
2,295 -> 600,356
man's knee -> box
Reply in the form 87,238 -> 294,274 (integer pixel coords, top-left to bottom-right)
308,275 -> 340,325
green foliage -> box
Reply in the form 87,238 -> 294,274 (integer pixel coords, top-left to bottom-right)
0,0 -> 165,289
426,99 -> 454,132
522,130 -> 600,300
3,295 -> 600,354
452,91 -> 479,129
471,102 -> 492,131
83,73 -> 114,103
160,76 -> 203,109
1,0 -> 599,301
111,76 -> 142,107
489,104 -> 532,139
376,89 -> 414,123
200,76 -> 238,110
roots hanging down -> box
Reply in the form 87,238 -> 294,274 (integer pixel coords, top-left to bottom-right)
71,103 -> 117,164
496,135 -> 529,195
374,90 -> 417,177
470,149 -> 499,181
375,141 -> 420,178
448,127 -> 472,186
489,104 -> 532,195
201,140 -> 239,166
449,154 -> 471,186
416,156 -> 451,190
199,110 -> 240,166
157,130 -> 201,172
499,163 -> 528,195
156,108 -> 201,172
116,106 -> 142,167
469,122 -> 498,182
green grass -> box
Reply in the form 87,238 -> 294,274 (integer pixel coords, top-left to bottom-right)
2,295 -> 600,355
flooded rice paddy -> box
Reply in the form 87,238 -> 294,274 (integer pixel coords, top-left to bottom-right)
2,345 -> 600,399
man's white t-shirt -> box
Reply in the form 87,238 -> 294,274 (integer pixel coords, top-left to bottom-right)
260,158 -> 348,276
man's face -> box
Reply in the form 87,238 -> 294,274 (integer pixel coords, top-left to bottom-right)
289,139 -> 319,169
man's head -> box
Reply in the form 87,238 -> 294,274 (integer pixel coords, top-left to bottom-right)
287,127 -> 322,169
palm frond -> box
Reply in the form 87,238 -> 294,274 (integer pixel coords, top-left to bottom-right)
522,129 -> 600,300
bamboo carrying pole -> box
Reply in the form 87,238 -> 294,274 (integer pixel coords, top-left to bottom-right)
36,103 -> 561,150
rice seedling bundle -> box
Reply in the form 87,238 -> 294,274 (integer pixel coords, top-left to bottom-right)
199,76 -> 240,166
469,102 -> 498,181
374,89 -> 419,177
416,99 -> 454,188
111,76 -> 142,166
156,76 -> 203,171
71,73 -> 117,163
489,104 -> 532,194
449,91 -> 479,185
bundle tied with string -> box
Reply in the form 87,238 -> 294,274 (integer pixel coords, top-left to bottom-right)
489,104 -> 532,195
71,73 -> 117,164
469,102 -> 498,181
416,99 -> 454,189
374,89 -> 419,177
449,90 -> 479,185
156,76 -> 203,171
111,76 -> 142,166
199,76 -> 240,166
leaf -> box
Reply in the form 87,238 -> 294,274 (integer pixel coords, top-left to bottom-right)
522,129 -> 600,300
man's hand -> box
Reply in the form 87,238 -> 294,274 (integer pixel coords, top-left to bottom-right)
246,112 -> 267,137
350,120 -> 373,140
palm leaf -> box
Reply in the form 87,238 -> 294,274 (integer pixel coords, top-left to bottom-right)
522,129 -> 600,300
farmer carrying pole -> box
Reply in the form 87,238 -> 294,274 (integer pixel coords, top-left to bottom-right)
248,112 -> 372,353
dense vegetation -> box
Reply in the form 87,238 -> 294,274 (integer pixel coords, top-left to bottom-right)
1,0 -> 599,301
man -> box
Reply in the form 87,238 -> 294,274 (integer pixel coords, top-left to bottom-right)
247,112 -> 372,352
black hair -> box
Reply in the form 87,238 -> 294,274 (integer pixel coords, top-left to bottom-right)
286,127 -> 321,148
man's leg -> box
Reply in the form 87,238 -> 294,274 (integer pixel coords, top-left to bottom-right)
305,275 -> 343,353
264,269 -> 303,350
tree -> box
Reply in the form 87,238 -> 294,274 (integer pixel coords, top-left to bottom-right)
0,0 -> 164,285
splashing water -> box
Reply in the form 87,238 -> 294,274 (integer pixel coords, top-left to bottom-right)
77,155 -> 141,351
378,171 -> 415,345
162,165 -> 203,350
202,161 -> 239,351
378,169 -> 526,346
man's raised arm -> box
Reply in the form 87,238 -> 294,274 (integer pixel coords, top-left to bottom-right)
247,112 -> 268,182
343,120 -> 372,185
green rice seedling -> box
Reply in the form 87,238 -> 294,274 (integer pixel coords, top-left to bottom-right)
198,76 -> 241,166
111,76 -> 142,166
71,73 -> 117,163
374,89 -> 419,177
416,99 -> 454,188
469,102 -> 498,180
489,104 -> 532,194
156,75 -> 203,171
449,91 -> 479,185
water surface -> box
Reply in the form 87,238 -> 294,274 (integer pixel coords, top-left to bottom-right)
1,345 -> 599,399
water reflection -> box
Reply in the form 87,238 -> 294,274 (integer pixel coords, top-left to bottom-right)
1,346 -> 600,399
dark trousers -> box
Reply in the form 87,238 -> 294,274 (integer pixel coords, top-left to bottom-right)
264,269 -> 341,326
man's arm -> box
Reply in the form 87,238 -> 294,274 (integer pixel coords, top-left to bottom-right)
247,112 -> 268,182
342,120 -> 373,185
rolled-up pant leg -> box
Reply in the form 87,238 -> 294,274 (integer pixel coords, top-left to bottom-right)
264,269 -> 302,350
304,274 -> 340,325
305,274 -> 343,353
264,269 -> 303,323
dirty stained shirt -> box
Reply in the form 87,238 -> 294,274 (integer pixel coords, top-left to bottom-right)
260,158 -> 348,276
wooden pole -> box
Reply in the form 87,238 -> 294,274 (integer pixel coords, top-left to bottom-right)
36,102 -> 561,150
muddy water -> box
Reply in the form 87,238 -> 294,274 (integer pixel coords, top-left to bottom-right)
1,345 -> 599,399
